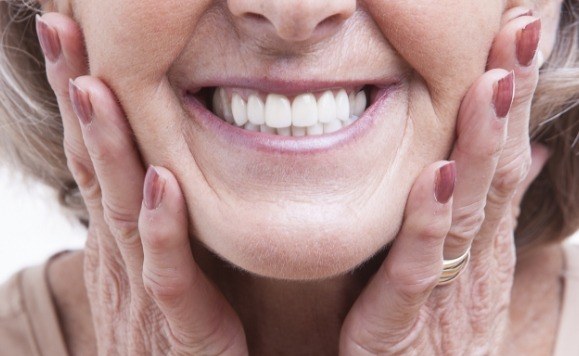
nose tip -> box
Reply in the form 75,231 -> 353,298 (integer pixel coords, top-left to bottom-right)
228,0 -> 356,42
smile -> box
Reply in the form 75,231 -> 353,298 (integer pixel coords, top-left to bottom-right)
182,80 -> 401,153
209,87 -> 369,136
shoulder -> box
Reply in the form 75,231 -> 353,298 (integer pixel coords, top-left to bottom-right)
0,260 -> 69,356
0,268 -> 41,355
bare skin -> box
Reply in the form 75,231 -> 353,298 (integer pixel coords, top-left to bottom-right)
36,1 -> 565,355
48,243 -> 565,355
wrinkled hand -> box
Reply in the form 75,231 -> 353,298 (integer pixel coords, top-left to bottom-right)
37,7 -> 547,356
340,8 -> 548,355
37,13 -> 247,355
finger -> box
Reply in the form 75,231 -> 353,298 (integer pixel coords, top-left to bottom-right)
71,76 -> 146,284
500,7 -> 533,27
511,143 -> 551,221
484,16 -> 541,231
36,14 -> 105,269
443,70 -> 513,259
36,14 -> 89,168
140,166 -> 248,355
340,161 -> 454,355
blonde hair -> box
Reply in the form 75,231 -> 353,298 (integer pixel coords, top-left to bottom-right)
0,1 -> 577,248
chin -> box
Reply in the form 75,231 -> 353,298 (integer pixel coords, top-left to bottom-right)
190,194 -> 404,280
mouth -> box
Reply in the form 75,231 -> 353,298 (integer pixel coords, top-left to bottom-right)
186,84 -> 392,137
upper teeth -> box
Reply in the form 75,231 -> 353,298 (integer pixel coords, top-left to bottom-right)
212,88 -> 367,136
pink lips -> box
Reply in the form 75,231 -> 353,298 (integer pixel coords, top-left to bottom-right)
182,83 -> 400,154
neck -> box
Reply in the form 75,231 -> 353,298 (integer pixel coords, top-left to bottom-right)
48,244 -> 565,355
48,246 -> 385,355
195,246 -> 385,355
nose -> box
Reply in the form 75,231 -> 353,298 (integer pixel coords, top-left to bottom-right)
227,0 -> 356,42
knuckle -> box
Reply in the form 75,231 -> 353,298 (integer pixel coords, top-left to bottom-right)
87,139 -> 115,166
172,304 -> 241,355
492,151 -> 532,197
342,310 -> 425,355
63,135 -> 88,162
100,259 -> 129,311
456,137 -> 502,161
385,261 -> 439,297
142,268 -> 189,303
450,205 -> 485,240
66,159 -> 102,206
342,329 -> 389,355
142,225 -> 174,254
46,74 -> 70,99
103,200 -> 140,242
416,219 -> 450,242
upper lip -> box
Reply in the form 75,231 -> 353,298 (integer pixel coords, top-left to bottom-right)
183,77 -> 403,97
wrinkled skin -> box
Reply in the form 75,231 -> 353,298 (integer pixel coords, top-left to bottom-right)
38,0 -> 560,354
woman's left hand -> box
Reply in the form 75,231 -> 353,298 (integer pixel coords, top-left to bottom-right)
340,9 -> 549,355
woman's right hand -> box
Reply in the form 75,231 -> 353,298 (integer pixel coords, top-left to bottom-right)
36,13 -> 248,355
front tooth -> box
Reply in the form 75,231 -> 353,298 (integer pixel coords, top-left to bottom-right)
307,123 -> 324,136
265,94 -> 292,128
232,94 -> 248,126
292,126 -> 306,137
260,124 -> 276,134
244,122 -> 260,131
317,91 -> 337,124
335,89 -> 350,121
323,120 -> 342,134
220,88 -> 234,124
292,94 -> 318,127
277,127 -> 291,136
353,91 -> 367,117
247,95 -> 265,125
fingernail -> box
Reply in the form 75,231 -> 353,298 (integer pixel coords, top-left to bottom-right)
493,71 -> 515,119
35,15 -> 61,62
144,166 -> 165,210
514,9 -> 533,19
516,18 -> 541,67
69,79 -> 93,125
435,161 -> 456,204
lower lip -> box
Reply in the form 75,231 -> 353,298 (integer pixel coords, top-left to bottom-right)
182,85 -> 399,154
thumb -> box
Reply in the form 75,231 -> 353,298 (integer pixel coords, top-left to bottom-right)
139,166 -> 248,355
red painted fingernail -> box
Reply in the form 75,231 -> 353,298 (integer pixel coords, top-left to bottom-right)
35,15 -> 61,62
435,161 -> 456,204
144,166 -> 165,210
493,71 -> 515,119
69,79 -> 93,125
516,18 -> 541,67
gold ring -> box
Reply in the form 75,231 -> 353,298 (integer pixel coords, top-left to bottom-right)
438,249 -> 470,286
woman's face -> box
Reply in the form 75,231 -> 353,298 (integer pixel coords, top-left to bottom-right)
68,0 -> 513,279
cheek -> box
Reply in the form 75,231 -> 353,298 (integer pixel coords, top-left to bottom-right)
77,0 -> 211,87
366,1 -> 503,111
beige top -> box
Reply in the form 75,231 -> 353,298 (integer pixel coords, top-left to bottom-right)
1,244 -> 578,356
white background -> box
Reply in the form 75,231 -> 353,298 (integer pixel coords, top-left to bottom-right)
1,165 -> 577,283
0,167 -> 85,283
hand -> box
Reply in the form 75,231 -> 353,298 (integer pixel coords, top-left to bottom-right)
340,9 -> 548,355
37,7 -> 547,355
37,13 -> 248,355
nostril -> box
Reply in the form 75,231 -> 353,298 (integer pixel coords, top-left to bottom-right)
317,14 -> 341,30
228,0 -> 356,43
245,12 -> 269,23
